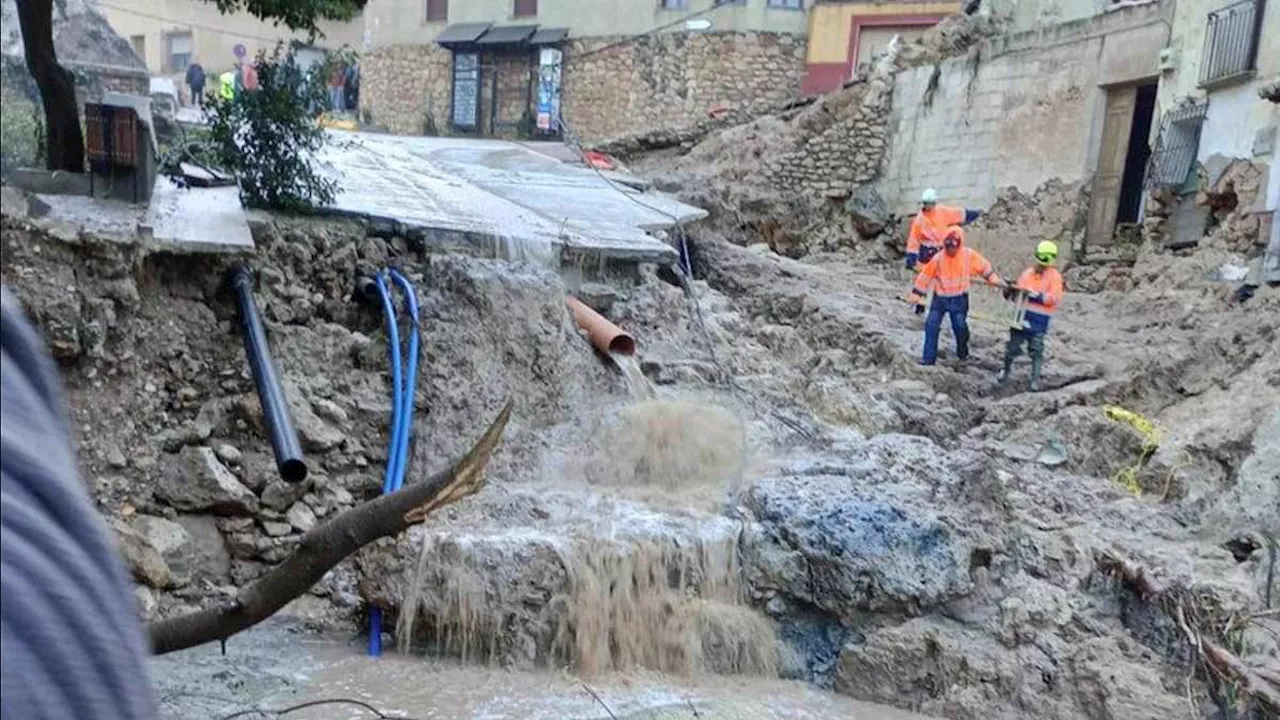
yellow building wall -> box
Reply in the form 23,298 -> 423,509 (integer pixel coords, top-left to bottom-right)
806,1 -> 960,65
102,0 -> 363,80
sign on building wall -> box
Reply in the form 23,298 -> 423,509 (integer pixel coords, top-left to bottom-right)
536,48 -> 562,134
452,53 -> 480,129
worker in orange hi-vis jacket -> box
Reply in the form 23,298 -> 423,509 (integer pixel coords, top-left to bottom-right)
998,241 -> 1065,392
908,226 -> 1006,366
905,188 -> 983,272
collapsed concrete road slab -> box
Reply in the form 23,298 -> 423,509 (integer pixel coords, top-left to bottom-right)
318,134 -> 696,267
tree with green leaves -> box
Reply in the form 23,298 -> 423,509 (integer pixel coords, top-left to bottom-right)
12,0 -> 366,173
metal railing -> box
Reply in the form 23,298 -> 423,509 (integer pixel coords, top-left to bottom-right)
1145,100 -> 1209,189
1200,0 -> 1262,87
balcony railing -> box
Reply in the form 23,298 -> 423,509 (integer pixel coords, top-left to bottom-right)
1200,0 -> 1262,87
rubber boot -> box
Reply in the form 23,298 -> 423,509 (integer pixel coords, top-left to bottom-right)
997,346 -> 1015,384
1028,334 -> 1045,392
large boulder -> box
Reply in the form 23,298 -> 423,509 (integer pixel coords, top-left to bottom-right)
156,446 -> 258,515
740,434 -> 996,621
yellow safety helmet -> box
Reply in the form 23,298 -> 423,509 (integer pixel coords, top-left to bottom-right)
1035,240 -> 1059,265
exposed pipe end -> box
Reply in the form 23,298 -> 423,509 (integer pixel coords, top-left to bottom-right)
279,458 -> 308,484
609,334 -> 636,356
356,276 -> 379,302
229,264 -> 254,290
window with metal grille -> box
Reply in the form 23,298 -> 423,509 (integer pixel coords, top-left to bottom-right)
1200,0 -> 1261,87
426,0 -> 447,22
768,0 -> 803,7
165,32 -> 192,73
1145,101 -> 1208,189
514,0 -> 537,17
661,0 -> 689,8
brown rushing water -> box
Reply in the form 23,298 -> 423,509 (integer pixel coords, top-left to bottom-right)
151,619 -> 937,720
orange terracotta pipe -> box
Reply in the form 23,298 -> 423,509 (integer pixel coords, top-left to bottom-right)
566,296 -> 636,356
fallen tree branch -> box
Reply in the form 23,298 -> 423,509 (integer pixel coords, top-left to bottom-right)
1095,549 -> 1280,714
149,400 -> 513,655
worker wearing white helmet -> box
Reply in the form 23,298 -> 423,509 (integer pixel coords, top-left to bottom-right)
906,189 -> 983,271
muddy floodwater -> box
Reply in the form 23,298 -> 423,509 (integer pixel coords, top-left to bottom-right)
151,621 -> 934,720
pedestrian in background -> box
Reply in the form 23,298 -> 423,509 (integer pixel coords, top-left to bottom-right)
185,59 -> 205,107
328,64 -> 346,112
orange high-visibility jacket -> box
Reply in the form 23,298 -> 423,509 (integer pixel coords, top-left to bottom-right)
1016,267 -> 1064,315
912,235 -> 1001,297
907,205 -> 966,255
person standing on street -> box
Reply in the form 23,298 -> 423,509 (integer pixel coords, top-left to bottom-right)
185,59 -> 205,107
328,64 -> 346,112
998,241 -> 1065,391
909,226 -> 1005,366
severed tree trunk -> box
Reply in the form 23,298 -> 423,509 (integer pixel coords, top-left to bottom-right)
15,0 -> 85,172
149,400 -> 512,655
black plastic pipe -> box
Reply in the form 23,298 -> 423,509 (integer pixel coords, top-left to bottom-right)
229,265 -> 308,483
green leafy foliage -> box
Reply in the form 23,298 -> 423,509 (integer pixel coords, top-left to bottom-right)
203,0 -> 368,35
205,45 -> 338,213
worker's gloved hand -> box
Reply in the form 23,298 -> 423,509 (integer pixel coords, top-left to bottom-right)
914,301 -> 925,316
905,253 -> 918,270
1026,291 -> 1044,303
1002,286 -> 1017,301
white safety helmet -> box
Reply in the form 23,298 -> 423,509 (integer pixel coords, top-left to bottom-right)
921,188 -> 938,205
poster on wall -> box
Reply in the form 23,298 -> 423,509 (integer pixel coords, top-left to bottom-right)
536,48 -> 563,135
452,53 -> 480,129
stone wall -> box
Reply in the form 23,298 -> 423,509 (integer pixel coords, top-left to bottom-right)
562,31 -> 806,142
362,32 -> 806,142
879,2 -> 1169,214
764,68 -> 895,199
360,44 -> 453,135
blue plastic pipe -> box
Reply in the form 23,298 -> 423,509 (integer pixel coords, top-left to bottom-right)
388,269 -> 421,493
369,270 -> 423,656
369,271 -> 402,656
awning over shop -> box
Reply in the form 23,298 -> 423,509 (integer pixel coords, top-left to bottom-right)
475,24 -> 538,47
530,27 -> 569,46
436,23 -> 492,47
436,23 -> 567,51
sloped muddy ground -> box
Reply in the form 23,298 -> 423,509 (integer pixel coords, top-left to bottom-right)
2,197 -> 1277,718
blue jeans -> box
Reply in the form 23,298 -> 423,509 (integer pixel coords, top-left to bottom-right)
330,86 -> 345,111
921,293 -> 970,365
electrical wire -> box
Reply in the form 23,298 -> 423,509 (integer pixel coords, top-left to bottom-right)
565,2 -> 732,63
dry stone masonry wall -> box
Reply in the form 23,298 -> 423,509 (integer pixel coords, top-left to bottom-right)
360,44 -> 453,135
360,31 -> 806,142
562,31 -> 806,143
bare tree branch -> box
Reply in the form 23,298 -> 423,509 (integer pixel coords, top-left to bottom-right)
148,400 -> 513,655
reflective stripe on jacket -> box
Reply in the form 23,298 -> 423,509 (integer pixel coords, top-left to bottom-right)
907,205 -> 965,255
1016,267 -> 1064,315
913,246 -> 1000,297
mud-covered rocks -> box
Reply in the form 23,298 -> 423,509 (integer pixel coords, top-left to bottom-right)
743,474 -> 971,618
132,515 -> 195,587
157,446 -> 258,515
112,518 -> 173,588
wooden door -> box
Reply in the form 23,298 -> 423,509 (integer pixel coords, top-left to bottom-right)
1087,85 -> 1137,248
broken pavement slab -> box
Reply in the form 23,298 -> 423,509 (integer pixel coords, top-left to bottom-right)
318,134 -> 694,267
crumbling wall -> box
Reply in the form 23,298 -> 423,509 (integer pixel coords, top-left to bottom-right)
880,2 -> 1169,214
560,31 -> 806,143
359,44 -> 453,134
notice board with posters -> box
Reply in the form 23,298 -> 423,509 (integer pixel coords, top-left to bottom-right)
451,53 -> 480,130
535,48 -> 562,136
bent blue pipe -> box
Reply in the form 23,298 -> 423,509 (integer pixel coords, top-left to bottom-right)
369,272 -> 403,656
369,270 -> 423,656
389,269 -> 421,493
374,272 -> 404,496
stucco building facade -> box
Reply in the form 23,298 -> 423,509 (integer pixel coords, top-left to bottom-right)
102,0 -> 362,93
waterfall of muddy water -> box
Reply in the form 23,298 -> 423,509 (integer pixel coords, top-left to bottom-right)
397,399 -> 772,678
611,351 -> 656,401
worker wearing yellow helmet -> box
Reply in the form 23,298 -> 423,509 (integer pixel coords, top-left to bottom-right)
998,240 -> 1065,391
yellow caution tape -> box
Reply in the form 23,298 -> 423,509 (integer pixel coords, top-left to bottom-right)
1102,404 -> 1161,497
